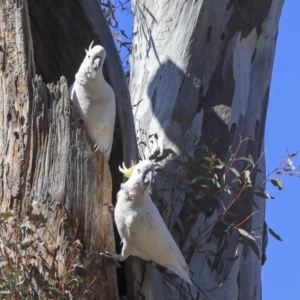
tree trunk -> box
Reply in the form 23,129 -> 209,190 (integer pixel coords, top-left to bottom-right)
0,0 -> 284,298
0,0 -> 137,298
129,0 -> 284,299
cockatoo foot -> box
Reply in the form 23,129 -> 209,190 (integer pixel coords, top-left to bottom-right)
104,202 -> 115,212
99,251 -> 121,267
93,145 -> 99,152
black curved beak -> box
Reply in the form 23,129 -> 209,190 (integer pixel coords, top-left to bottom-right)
93,57 -> 101,71
143,170 -> 153,186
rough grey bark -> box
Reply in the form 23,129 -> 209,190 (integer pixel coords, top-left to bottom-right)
0,0 -> 34,215
0,0 -> 137,298
129,0 -> 284,299
28,76 -> 118,298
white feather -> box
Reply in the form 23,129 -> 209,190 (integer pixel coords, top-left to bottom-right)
69,45 -> 116,161
110,160 -> 191,284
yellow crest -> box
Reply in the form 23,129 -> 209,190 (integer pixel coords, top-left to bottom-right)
85,40 -> 94,54
119,162 -> 135,178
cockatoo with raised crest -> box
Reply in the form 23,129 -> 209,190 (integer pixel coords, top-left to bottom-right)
101,160 -> 191,284
69,41 -> 116,161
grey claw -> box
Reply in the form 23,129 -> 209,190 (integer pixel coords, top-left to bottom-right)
93,145 -> 100,152
104,202 -> 115,212
99,251 -> 121,268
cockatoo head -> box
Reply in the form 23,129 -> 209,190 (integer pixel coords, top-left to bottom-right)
76,41 -> 106,82
121,160 -> 155,197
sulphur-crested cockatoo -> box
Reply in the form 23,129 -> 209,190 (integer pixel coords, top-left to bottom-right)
101,160 -> 191,284
69,42 -> 116,161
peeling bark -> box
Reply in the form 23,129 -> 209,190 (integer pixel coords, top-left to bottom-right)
27,76 -> 118,299
0,0 -> 137,299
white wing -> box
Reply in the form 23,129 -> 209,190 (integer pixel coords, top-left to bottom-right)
68,45 -> 116,161
127,196 -> 191,283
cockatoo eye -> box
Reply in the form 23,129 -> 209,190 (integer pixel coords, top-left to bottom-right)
137,169 -> 141,173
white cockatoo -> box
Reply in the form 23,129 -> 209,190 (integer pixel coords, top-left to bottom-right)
101,160 -> 191,284
69,42 -> 116,161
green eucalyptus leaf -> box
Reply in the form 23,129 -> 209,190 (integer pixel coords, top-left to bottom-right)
237,228 -> 260,259
174,216 -> 185,235
0,291 -> 10,295
1,212 -> 13,220
163,148 -> 176,155
211,177 -> 220,188
153,153 -> 170,162
236,228 -> 256,242
189,175 -> 205,184
203,156 -> 212,162
215,165 -> 224,169
270,178 -> 284,190
248,153 -> 254,162
230,168 -> 240,177
200,163 -> 211,171
254,190 -> 274,199
224,188 -> 231,194
217,158 -> 225,166
237,157 -> 254,165
148,153 -> 158,160
289,152 -> 298,158
43,285 -> 63,296
268,228 -> 283,242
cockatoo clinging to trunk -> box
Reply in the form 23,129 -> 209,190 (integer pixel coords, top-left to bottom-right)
101,160 -> 191,284
69,42 -> 116,161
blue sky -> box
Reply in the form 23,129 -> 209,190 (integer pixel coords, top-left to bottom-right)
263,1 -> 300,299
113,1 -> 299,298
